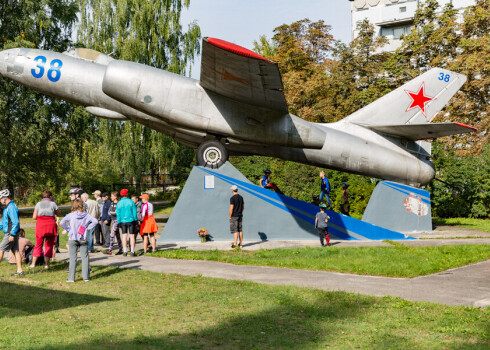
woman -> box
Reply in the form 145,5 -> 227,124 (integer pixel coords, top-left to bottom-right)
60,199 -> 98,282
139,193 -> 158,254
31,190 -> 61,269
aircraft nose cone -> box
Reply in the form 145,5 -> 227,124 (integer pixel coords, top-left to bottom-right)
0,48 -> 20,77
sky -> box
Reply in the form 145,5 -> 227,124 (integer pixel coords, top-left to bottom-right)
181,0 -> 352,79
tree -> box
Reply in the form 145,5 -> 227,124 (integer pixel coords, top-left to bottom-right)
271,19 -> 335,122
76,0 -> 201,184
0,0 -> 95,198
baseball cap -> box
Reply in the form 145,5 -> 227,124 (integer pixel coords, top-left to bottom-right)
139,193 -> 149,200
230,185 -> 238,191
120,189 -> 128,196
319,203 -> 327,208
92,190 -> 101,196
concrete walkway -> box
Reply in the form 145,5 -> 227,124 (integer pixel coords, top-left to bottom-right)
54,238 -> 490,308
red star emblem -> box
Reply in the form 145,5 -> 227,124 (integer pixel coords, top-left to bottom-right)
404,82 -> 436,119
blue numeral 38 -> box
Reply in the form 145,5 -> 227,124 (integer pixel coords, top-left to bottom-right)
438,72 -> 450,82
31,56 -> 63,82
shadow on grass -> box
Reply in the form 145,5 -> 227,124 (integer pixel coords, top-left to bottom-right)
0,281 -> 117,319
154,217 -> 169,224
32,292 -> 488,350
33,295 -> 376,349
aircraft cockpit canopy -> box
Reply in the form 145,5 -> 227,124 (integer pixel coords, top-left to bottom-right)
64,48 -> 114,65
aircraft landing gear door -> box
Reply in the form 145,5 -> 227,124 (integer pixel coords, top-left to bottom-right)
197,141 -> 228,169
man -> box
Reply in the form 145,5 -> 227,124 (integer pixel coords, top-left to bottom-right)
81,193 -> 101,253
92,190 -> 104,246
69,188 -> 87,210
319,171 -> 332,209
260,169 -> 271,188
229,185 -> 244,248
340,182 -> 350,216
116,189 -> 138,256
100,192 -> 112,247
0,189 -> 23,276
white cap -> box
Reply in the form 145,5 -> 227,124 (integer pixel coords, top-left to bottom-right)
230,185 -> 238,191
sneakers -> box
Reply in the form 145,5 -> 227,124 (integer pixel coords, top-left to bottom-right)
131,252 -> 136,257
138,251 -> 145,256
66,279 -> 74,283
115,250 -> 123,255
11,271 -> 24,276
84,279 -> 90,282
103,250 -> 112,255
123,252 -> 127,257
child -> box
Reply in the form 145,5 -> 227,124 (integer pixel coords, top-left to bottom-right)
9,229 -> 33,264
315,203 -> 330,247
60,199 -> 98,282
139,193 -> 158,254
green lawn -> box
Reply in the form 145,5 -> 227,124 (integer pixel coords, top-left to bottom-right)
153,203 -> 175,215
433,217 -> 490,233
150,244 -> 490,278
0,263 -> 487,349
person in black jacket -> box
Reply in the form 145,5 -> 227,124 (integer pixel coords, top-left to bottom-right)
100,192 -> 112,248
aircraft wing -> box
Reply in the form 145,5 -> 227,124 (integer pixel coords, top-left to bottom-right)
200,37 -> 288,112
363,122 -> 477,140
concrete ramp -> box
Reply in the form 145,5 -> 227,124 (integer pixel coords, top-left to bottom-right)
159,162 -> 415,242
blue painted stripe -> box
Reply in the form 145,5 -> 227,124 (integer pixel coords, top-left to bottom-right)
382,182 -> 431,205
384,181 -> 431,199
198,167 -> 416,241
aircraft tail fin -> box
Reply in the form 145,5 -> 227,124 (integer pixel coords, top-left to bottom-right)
343,68 -> 466,126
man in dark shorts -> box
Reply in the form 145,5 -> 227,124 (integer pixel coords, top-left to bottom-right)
229,185 -> 244,248
0,189 -> 23,275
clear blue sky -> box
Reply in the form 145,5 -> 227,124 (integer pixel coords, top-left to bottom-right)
181,0 -> 352,78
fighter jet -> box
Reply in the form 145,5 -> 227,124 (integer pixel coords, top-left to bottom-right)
0,37 -> 476,186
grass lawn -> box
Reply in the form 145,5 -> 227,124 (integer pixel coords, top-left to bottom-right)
0,262 -> 488,349
433,217 -> 490,233
150,244 -> 490,278
153,203 -> 175,215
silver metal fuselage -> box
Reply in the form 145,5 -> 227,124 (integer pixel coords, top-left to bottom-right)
0,48 -> 435,185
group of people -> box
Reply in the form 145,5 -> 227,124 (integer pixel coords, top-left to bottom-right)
0,188 -> 159,281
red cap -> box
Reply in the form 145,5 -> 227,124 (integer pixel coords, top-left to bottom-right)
120,189 -> 128,196
139,194 -> 149,200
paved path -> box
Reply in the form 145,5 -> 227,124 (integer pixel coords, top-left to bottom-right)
54,239 -> 490,308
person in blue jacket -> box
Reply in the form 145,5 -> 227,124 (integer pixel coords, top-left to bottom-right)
319,171 -> 332,209
0,189 -> 23,276
116,189 -> 137,256
260,169 -> 272,188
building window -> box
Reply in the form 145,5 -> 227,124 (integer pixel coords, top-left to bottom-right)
381,25 -> 412,39
400,7 -> 407,13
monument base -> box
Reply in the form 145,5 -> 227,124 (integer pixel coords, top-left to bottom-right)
362,181 -> 432,233
158,162 -> 415,242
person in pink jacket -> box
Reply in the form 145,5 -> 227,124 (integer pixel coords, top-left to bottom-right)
60,199 -> 98,282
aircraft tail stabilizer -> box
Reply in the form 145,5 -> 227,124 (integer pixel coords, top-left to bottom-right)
344,68 -> 467,126
365,122 -> 477,141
